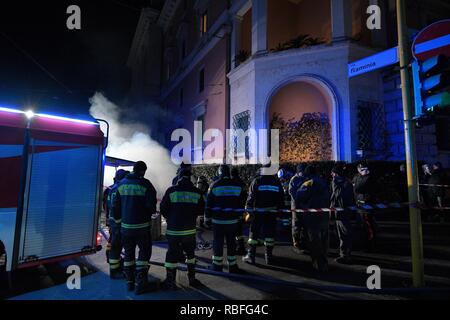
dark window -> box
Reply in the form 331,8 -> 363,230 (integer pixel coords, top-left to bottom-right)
179,88 -> 184,108
181,40 -> 186,59
233,111 -> 251,157
436,116 -> 450,151
166,63 -> 171,81
199,68 -> 205,93
357,101 -> 386,158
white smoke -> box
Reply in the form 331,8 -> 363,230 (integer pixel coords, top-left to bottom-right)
89,92 -> 177,197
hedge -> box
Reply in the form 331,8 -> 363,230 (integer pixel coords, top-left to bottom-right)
192,161 -> 413,203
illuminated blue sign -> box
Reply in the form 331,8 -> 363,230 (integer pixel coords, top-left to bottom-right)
348,47 -> 399,78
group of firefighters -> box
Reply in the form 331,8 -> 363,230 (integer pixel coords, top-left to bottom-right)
103,161 -> 381,295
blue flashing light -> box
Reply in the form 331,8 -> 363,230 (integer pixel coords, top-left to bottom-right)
0,105 -> 98,125
0,106 -> 24,114
35,112 -> 99,125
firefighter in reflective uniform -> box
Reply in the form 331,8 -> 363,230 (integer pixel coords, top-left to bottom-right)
205,165 -> 246,272
112,161 -> 157,294
107,169 -> 129,279
160,167 -> 205,289
243,165 -> 285,265
231,167 -> 247,255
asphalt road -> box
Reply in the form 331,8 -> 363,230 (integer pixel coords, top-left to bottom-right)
5,210 -> 450,300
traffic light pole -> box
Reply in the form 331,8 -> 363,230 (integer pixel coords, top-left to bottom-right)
396,0 -> 425,287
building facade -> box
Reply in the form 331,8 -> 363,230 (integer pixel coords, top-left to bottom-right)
127,0 -> 450,165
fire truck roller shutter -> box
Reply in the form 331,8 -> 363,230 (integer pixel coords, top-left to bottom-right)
18,139 -> 103,262
0,130 -> 24,273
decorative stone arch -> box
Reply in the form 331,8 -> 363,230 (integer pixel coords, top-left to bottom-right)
263,74 -> 341,161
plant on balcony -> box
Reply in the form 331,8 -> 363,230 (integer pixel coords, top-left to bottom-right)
270,112 -> 332,162
235,49 -> 250,64
271,34 -> 325,53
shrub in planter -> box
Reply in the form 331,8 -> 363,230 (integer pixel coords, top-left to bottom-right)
192,161 -> 410,204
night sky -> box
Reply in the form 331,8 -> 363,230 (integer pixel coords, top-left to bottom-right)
0,1 -> 164,119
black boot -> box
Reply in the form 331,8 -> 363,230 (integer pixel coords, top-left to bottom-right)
236,239 -> 246,256
109,267 -> 124,280
265,246 -> 274,265
228,264 -> 241,274
124,266 -> 135,292
242,245 -> 256,264
187,264 -> 202,287
210,263 -> 223,272
161,268 -> 177,291
135,268 -> 157,295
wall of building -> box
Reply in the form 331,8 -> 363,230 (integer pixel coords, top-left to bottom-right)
351,0 -> 372,47
229,42 -> 361,162
163,37 -> 229,155
267,0 -> 331,51
268,81 -> 332,122
383,70 -> 439,164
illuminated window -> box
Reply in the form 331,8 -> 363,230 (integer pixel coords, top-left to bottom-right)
200,11 -> 208,36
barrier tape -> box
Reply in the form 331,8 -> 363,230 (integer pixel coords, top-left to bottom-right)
420,184 -> 450,188
207,202 -> 450,214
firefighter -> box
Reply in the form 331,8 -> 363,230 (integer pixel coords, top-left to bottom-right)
231,167 -> 247,255
295,166 -> 330,273
243,165 -> 284,265
205,165 -> 246,272
289,164 -> 308,252
112,161 -> 157,295
107,169 -> 130,279
160,167 -> 205,290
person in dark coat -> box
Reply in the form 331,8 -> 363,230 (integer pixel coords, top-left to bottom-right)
231,167 -> 248,255
330,165 -> 354,264
106,169 -> 130,279
429,162 -> 447,222
289,164 -> 308,252
295,166 -> 330,273
172,162 -> 192,186
196,176 -> 209,228
353,163 -> 378,252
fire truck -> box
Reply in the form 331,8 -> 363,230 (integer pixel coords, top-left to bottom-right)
0,106 -> 107,284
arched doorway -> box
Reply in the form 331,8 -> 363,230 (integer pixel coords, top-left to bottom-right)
267,78 -> 337,162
